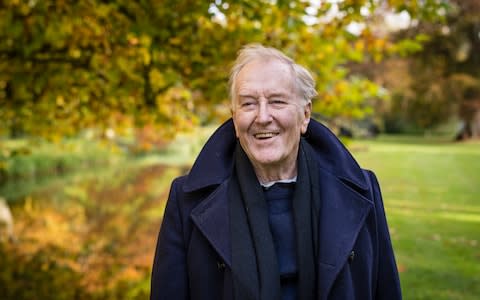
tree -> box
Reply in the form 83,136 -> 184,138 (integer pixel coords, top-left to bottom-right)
0,0 -> 446,141
380,0 -> 480,138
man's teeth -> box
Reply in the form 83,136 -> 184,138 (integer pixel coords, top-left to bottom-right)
254,132 -> 277,139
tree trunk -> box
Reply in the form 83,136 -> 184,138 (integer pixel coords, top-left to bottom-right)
456,112 -> 480,141
470,109 -> 480,138
455,97 -> 480,141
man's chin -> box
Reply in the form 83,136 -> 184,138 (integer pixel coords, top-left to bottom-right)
251,155 -> 281,167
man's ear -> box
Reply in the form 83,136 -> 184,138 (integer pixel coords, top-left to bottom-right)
301,101 -> 312,134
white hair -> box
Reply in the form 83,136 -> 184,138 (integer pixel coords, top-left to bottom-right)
228,44 -> 318,107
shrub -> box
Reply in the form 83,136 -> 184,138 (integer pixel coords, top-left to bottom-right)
0,243 -> 89,300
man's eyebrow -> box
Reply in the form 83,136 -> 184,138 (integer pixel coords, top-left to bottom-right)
238,93 -> 257,98
266,92 -> 288,98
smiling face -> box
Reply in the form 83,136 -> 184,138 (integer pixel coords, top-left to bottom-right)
232,59 -> 311,182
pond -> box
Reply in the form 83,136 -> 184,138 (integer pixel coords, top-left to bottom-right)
1,162 -> 187,300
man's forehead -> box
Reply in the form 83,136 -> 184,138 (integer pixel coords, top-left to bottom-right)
238,88 -> 292,97
239,58 -> 291,74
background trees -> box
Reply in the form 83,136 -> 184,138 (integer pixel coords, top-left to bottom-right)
375,0 -> 480,138
1,0 -> 448,141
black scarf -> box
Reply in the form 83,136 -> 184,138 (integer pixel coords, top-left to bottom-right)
229,139 -> 320,300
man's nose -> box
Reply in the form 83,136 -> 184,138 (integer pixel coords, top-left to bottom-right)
256,100 -> 273,124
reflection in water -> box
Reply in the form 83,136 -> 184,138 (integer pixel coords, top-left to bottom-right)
1,164 -> 186,300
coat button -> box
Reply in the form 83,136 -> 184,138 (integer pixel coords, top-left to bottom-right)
348,251 -> 355,263
217,261 -> 226,270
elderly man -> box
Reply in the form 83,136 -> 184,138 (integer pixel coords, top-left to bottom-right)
150,44 -> 401,300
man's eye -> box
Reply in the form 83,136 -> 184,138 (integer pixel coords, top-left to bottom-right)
270,100 -> 287,106
240,102 -> 256,110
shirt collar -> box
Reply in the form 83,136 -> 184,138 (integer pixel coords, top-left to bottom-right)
260,177 -> 297,189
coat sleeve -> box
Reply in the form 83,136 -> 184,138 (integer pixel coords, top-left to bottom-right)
365,170 -> 402,300
150,177 -> 189,300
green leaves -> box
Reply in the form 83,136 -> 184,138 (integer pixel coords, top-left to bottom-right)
0,0 -> 447,139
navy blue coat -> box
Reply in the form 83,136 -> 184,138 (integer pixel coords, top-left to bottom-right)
151,119 -> 402,300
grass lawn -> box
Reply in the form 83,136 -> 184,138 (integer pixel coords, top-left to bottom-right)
351,136 -> 480,300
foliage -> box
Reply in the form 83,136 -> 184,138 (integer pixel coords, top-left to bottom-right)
382,63 -> 456,133
0,243 -> 88,300
1,163 -> 184,300
380,0 -> 480,136
0,0 -> 446,139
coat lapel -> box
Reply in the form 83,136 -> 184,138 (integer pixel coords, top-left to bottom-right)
315,168 -> 373,300
189,179 -> 260,300
189,181 -> 232,268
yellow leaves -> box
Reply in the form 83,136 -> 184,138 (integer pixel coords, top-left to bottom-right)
6,0 -> 33,16
128,34 -> 151,47
139,47 -> 151,65
316,51 -> 325,61
334,80 -> 348,94
2,0 -> 448,139
314,76 -> 386,121
155,95 -> 170,116
354,40 -> 365,52
140,34 -> 152,47
127,34 -> 139,46
155,86 -> 193,117
96,4 -> 112,18
369,38 -> 387,62
115,56 -> 132,73
134,124 -> 167,151
116,267 -> 143,282
56,95 -> 65,107
149,68 -> 166,91
1,160 -> 189,297
169,36 -> 182,45
325,44 -> 335,55
68,48 -> 82,58
126,34 -> 152,65
16,198 -> 85,255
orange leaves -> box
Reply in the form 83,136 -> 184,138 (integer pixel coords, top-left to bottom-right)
15,197 -> 85,256
134,124 -> 168,152
3,162 -> 182,298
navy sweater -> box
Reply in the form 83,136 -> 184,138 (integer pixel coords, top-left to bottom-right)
263,182 -> 297,300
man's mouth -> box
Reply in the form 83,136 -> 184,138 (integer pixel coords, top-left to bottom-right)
254,132 -> 279,139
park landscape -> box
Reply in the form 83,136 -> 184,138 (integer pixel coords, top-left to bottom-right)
1,0 -> 480,299
1,129 -> 479,300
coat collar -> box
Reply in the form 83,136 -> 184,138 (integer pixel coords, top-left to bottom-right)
183,120 -> 236,193
184,118 -> 368,193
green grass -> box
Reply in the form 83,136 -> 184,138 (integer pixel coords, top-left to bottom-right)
351,136 -> 480,300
